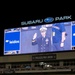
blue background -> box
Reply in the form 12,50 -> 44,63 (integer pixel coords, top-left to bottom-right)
4,32 -> 20,52
72,25 -> 75,46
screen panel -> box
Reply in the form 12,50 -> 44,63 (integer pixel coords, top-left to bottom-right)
4,21 -> 75,55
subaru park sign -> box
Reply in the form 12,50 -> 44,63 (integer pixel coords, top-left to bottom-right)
21,15 -> 72,25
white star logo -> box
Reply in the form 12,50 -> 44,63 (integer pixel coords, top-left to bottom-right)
73,33 -> 75,36
6,40 -> 9,42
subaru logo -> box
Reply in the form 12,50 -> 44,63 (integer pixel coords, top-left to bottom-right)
44,17 -> 54,23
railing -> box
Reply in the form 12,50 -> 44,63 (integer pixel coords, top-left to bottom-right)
15,68 -> 72,73
0,68 -> 73,74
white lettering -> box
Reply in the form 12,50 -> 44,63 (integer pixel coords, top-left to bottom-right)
55,15 -> 72,21
21,15 -> 72,25
55,17 -> 59,21
35,19 -> 43,23
21,22 -> 27,25
21,19 -> 43,25
9,40 -> 19,44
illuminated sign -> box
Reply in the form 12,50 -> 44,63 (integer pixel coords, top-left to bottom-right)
4,31 -> 20,51
21,15 -> 72,25
44,17 -> 54,23
55,15 -> 72,21
21,19 -> 43,25
32,54 -> 56,61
